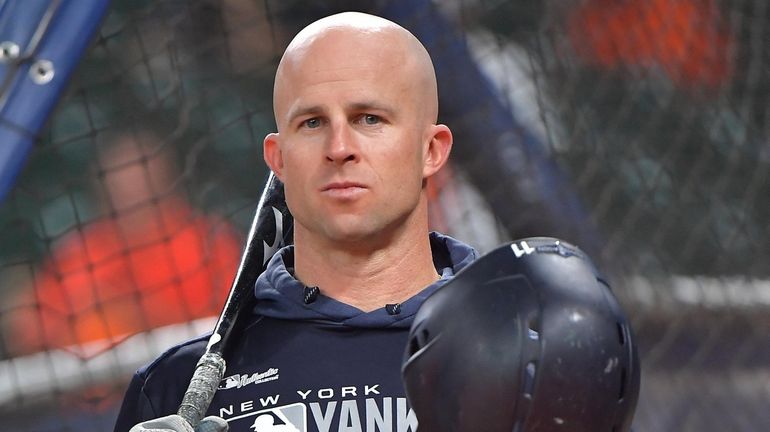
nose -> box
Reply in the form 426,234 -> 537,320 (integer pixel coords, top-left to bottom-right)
325,122 -> 358,164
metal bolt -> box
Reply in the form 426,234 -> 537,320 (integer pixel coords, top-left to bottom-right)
0,41 -> 20,62
29,59 -> 55,84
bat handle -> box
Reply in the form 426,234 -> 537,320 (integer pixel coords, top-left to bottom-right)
177,352 -> 227,427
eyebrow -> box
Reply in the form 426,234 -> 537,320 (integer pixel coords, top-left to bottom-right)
286,105 -> 325,125
286,101 -> 397,125
347,101 -> 397,118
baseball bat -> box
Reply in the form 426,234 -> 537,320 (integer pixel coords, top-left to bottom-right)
177,171 -> 293,426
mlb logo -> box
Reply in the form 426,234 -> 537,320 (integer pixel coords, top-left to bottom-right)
229,403 -> 306,432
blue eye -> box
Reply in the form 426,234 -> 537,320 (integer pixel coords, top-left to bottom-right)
304,118 -> 321,129
363,114 -> 380,125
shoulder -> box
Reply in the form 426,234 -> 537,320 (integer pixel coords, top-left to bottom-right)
137,334 -> 209,384
50,217 -> 121,264
116,334 -> 210,429
114,334 -> 210,431
130,334 -> 210,406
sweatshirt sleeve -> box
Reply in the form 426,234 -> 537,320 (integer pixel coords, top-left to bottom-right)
113,372 -> 157,432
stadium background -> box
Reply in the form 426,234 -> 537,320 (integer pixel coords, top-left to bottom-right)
1,0 -> 768,430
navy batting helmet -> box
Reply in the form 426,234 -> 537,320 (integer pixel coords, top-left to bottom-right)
402,237 -> 640,432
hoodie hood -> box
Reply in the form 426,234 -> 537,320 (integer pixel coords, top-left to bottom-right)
253,232 -> 477,329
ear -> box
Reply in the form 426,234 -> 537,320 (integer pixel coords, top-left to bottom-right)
422,124 -> 453,178
263,133 -> 285,180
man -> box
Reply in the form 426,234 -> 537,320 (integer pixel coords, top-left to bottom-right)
115,12 -> 476,432
8,132 -> 241,356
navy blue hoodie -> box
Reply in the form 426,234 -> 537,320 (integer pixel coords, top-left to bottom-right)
114,233 -> 476,432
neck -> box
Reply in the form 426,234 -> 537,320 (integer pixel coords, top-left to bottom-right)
293,208 -> 438,312
113,197 -> 186,244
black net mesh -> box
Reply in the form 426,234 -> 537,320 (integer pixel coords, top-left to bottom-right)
0,1 -> 768,430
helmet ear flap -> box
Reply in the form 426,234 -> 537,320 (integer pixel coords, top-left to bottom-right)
402,237 -> 640,432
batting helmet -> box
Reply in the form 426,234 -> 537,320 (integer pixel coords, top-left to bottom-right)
402,237 -> 640,432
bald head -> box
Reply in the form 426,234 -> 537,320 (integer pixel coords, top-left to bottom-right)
272,12 -> 439,129
261,12 -> 454,258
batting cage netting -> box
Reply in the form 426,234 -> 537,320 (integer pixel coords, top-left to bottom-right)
1,1 -> 768,430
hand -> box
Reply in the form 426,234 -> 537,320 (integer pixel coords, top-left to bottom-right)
129,414 -> 229,432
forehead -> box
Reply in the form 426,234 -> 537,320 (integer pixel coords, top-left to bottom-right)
301,27 -> 407,63
294,32 -> 407,86
274,28 -> 422,121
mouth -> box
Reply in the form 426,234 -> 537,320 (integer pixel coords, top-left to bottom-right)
321,181 -> 366,191
320,181 -> 367,199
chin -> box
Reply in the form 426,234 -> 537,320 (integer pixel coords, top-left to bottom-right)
323,219 -> 383,244
325,225 -> 375,243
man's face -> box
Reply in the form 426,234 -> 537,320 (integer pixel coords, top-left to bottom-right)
267,29 -> 436,245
